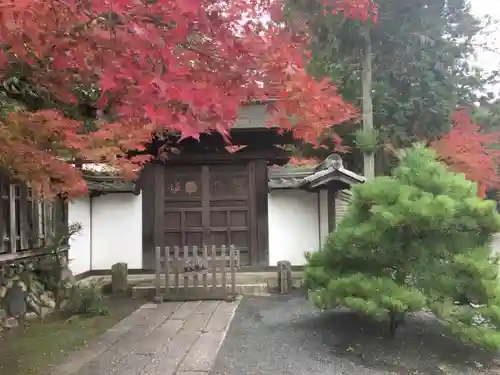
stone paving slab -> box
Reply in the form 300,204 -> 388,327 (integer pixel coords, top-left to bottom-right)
178,331 -> 227,372
49,297 -> 240,375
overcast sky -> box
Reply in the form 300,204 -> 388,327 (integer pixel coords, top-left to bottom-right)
470,0 -> 500,90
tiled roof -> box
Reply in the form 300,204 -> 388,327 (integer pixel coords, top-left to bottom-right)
83,153 -> 363,194
268,166 -> 315,189
269,154 -> 365,190
85,175 -> 138,194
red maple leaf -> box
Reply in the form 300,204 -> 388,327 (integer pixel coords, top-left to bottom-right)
0,0 -> 377,197
288,156 -> 320,166
431,108 -> 500,198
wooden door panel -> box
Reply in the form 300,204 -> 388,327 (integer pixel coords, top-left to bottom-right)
162,163 -> 254,266
185,231 -> 203,247
184,211 -> 202,228
207,164 -> 252,265
165,232 -> 181,247
163,166 -> 204,253
210,211 -> 227,228
209,165 -> 248,199
232,230 -> 249,263
230,211 -> 247,227
164,166 -> 202,198
165,212 -> 182,229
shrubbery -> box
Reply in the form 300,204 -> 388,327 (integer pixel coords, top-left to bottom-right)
304,144 -> 500,350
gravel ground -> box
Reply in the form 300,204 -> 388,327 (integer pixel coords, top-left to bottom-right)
210,293 -> 500,375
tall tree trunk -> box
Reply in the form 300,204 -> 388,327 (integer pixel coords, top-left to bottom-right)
361,25 -> 375,180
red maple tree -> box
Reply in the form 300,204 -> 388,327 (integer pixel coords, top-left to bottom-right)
0,0 -> 377,197
431,108 -> 500,198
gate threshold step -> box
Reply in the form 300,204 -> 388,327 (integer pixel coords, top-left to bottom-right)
131,283 -> 272,299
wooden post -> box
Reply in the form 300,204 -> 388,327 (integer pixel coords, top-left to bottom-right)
154,246 -> 162,303
9,185 -> 16,253
211,245 -> 217,289
230,245 -> 236,297
202,245 -> 208,289
192,246 -> 199,287
221,245 -> 227,289
174,246 -> 180,294
164,246 -> 170,300
183,246 -> 189,290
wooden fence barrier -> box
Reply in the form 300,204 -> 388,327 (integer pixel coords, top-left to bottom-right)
154,245 -> 240,302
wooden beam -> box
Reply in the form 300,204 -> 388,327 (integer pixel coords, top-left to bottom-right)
0,176 -> 5,254
0,246 -> 69,263
153,163 -> 165,254
327,188 -> 336,232
254,159 -> 270,265
159,148 -> 290,166
19,185 -> 29,250
141,165 -> 155,268
9,184 -> 16,253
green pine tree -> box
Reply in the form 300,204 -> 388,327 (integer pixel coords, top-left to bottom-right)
304,143 -> 500,350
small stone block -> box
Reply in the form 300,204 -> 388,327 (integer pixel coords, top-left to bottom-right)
142,302 -> 160,309
111,262 -> 128,293
153,296 -> 163,304
3,316 -> 19,328
277,260 -> 292,294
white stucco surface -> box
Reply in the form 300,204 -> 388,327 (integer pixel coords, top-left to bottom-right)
90,194 -> 142,269
69,188 -> 331,271
68,193 -> 143,273
268,189 -> 326,266
67,196 -> 91,275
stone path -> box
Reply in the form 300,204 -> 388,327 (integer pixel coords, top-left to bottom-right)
50,298 -> 240,375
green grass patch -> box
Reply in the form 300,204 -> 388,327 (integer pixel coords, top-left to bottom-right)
0,295 -> 144,375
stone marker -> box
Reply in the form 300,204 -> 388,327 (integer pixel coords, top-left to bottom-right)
277,260 -> 292,294
3,316 -> 19,328
111,262 -> 128,293
4,283 -> 27,317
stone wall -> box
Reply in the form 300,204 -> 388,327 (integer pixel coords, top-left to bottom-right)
0,256 -> 72,329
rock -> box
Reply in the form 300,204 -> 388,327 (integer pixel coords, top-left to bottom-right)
29,279 -> 45,296
3,317 -> 18,328
19,271 -> 34,289
277,260 -> 292,294
25,311 -> 38,320
0,285 -> 7,299
60,266 -> 74,283
0,308 -> 6,320
40,307 -> 52,318
26,293 -> 42,316
111,262 -> 128,293
4,283 -> 27,317
40,292 -> 56,308
4,266 -> 14,279
17,280 -> 27,292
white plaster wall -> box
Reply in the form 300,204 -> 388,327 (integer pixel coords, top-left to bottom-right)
268,190 -> 325,266
67,193 -> 143,274
91,194 -> 142,270
68,197 -> 91,275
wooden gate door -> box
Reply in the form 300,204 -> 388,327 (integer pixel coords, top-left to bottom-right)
163,164 -> 254,265
164,166 -> 204,250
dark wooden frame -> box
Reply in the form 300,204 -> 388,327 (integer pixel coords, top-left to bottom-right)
0,174 -> 68,262
142,154 -> 271,269
327,188 -> 336,232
